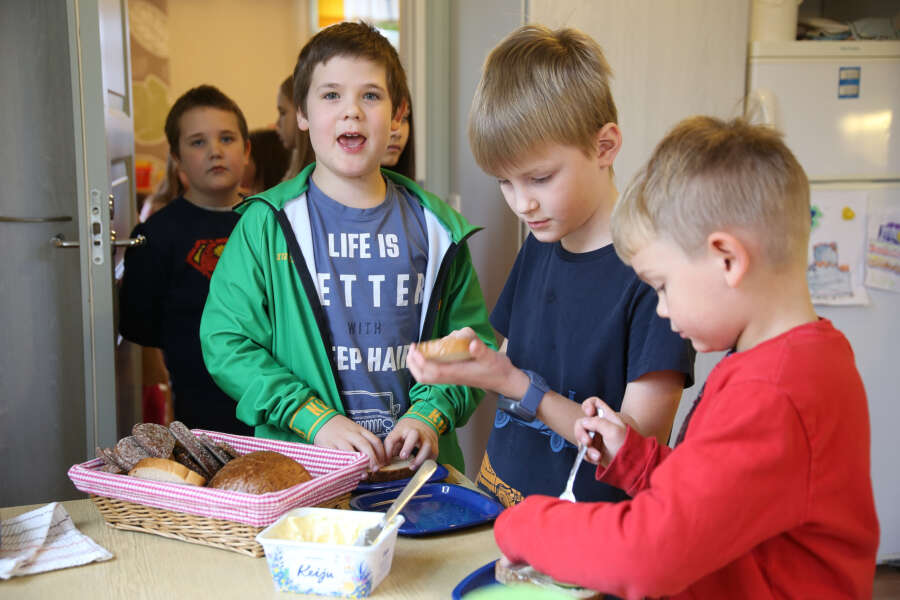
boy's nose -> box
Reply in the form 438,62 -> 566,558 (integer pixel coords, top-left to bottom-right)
514,191 -> 537,214
343,101 -> 362,120
208,140 -> 223,157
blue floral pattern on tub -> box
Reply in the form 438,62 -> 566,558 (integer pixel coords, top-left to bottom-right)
266,548 -> 375,598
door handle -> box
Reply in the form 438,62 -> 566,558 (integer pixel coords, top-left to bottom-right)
51,234 -> 146,248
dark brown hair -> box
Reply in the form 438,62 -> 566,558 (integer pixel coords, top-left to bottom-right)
387,96 -> 415,180
248,129 -> 290,192
164,85 -> 249,158
292,21 -> 407,119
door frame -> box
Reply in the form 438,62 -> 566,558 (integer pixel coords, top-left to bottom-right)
67,0 -> 120,454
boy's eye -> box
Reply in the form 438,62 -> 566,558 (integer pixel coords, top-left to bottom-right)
532,174 -> 552,184
363,92 -> 380,101
190,139 -> 204,147
221,135 -> 235,143
323,91 -> 339,100
497,179 -> 510,187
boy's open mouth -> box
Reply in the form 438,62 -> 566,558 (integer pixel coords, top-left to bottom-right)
338,133 -> 366,151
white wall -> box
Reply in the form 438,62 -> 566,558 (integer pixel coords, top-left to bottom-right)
168,0 -> 309,130
445,0 -> 524,479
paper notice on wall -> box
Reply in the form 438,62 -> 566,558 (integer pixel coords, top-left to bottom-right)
865,207 -> 900,293
807,190 -> 869,306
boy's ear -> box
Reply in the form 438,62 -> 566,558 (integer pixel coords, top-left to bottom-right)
707,231 -> 750,288
296,106 -> 310,132
242,138 -> 251,164
594,123 -> 622,168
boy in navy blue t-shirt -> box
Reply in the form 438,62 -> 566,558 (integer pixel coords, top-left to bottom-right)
407,25 -> 694,505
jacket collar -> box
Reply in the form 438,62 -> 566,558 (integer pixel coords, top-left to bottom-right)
239,163 -> 480,243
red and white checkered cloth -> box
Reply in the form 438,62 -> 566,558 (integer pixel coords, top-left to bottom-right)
67,430 -> 368,527
0,502 -> 113,579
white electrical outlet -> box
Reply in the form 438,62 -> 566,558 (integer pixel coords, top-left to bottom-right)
447,193 -> 461,212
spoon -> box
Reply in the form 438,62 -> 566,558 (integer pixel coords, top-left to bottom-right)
559,415 -> 600,502
354,458 -> 437,546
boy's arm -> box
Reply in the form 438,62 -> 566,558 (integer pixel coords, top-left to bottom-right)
199,210 -> 337,440
404,242 -> 496,433
119,222 -> 166,347
494,382 -> 810,599
619,370 -> 685,445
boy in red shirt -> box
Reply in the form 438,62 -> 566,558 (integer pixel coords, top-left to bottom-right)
493,116 -> 879,599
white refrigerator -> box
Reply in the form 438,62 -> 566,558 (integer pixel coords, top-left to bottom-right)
746,39 -> 900,563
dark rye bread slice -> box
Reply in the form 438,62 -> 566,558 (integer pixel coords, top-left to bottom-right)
132,422 -> 176,458
217,440 -> 241,460
114,436 -> 151,470
95,446 -> 126,473
169,421 -> 221,477
197,433 -> 231,466
173,444 -> 209,478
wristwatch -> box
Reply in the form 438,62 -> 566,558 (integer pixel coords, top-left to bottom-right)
497,369 -> 549,422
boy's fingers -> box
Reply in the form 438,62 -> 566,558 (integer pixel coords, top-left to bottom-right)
398,430 -> 420,460
409,440 -> 433,468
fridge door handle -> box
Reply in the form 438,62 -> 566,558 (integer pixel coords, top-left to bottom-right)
745,88 -> 779,130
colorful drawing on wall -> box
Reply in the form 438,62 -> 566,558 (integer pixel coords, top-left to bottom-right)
865,209 -> 900,293
810,205 -> 823,231
806,190 -> 868,305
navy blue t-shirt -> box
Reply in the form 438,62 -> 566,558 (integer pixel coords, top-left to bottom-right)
477,235 -> 695,506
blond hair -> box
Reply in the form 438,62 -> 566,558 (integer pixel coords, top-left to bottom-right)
611,116 -> 810,267
468,25 -> 617,175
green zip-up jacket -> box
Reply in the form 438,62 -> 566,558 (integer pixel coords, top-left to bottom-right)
199,165 -> 496,471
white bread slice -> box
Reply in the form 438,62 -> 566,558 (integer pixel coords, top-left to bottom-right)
495,562 -> 602,599
129,457 -> 206,486
417,335 -> 473,362
365,456 -> 416,483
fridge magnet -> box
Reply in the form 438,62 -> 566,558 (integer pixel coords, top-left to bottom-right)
865,209 -> 900,293
806,190 -> 869,305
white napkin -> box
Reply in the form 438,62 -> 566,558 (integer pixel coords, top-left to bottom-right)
0,502 -> 113,579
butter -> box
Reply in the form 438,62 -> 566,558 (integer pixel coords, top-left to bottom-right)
268,514 -> 367,545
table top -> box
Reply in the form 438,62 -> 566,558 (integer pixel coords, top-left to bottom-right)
1,468 -> 501,599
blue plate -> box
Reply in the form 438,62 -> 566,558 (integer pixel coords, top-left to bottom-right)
452,560 -> 498,599
354,464 -> 449,493
350,483 -> 503,535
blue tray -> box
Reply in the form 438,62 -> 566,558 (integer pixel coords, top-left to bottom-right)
349,483 -> 503,536
354,464 -> 449,493
452,560 -> 498,599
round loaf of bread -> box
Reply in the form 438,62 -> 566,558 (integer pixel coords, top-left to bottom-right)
417,335 -> 473,362
207,450 -> 312,494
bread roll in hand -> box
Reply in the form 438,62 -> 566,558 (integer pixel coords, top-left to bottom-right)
416,335 -> 473,363
365,456 -> 416,482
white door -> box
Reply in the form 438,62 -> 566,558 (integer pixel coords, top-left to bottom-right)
0,0 -> 139,506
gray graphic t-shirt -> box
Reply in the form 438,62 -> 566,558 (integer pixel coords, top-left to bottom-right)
307,178 -> 428,438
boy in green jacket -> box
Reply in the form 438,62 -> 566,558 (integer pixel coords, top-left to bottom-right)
199,21 -> 494,472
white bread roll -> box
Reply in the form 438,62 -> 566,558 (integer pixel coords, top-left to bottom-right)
129,457 -> 206,486
417,335 -> 473,362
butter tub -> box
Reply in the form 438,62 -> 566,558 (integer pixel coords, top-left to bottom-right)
256,507 -> 404,598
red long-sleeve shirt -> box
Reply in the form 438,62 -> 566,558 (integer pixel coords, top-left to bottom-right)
494,320 -> 879,599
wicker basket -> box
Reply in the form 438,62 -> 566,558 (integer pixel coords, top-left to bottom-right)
90,492 -> 351,558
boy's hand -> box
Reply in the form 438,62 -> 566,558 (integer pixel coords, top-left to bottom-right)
408,328 -> 519,396
383,418 -> 439,468
575,397 -> 627,467
313,415 -> 387,470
